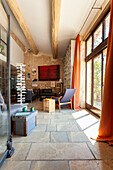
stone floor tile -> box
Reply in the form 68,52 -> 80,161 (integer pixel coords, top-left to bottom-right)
57,123 -> 80,132
76,115 -> 99,130
87,142 -> 113,159
37,115 -> 44,119
37,114 -> 51,119
30,161 -> 69,170
71,110 -> 90,119
69,160 -> 113,170
47,124 -> 56,132
83,122 -> 100,144
37,119 -> 51,124
27,143 -> 94,160
8,143 -> 31,160
51,132 -> 68,143
50,115 -> 73,119
13,132 -> 50,143
1,161 -> 31,170
67,131 -> 89,142
33,124 -> 47,132
51,119 -> 69,124
38,112 -> 51,115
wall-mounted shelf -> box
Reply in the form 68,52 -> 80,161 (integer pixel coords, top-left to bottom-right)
16,63 -> 26,104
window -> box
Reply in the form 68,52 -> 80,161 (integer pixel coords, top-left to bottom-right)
104,13 -> 110,39
87,36 -> 92,56
93,54 -> 102,109
103,48 -> 107,85
94,24 -> 102,49
87,60 -> 92,104
85,10 -> 110,116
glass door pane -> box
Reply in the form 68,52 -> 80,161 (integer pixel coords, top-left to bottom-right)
93,54 -> 102,109
87,60 -> 92,105
87,36 -> 92,56
94,24 -> 102,49
103,48 -> 107,85
104,13 -> 110,39
0,59 -> 8,160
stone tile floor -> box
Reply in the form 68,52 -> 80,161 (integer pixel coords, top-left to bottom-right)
1,101 -> 113,170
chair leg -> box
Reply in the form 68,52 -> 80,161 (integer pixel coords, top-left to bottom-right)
59,105 -> 61,112
71,99 -> 73,109
58,99 -> 61,112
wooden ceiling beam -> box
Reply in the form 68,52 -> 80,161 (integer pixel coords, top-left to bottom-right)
11,31 -> 26,52
51,0 -> 61,59
6,0 -> 38,55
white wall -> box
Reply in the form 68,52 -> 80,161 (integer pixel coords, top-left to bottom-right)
0,2 -> 8,31
0,2 -> 24,66
10,37 -> 24,66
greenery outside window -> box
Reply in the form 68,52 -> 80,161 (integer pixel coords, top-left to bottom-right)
86,36 -> 92,56
104,13 -> 110,39
93,54 -> 102,110
86,60 -> 92,105
93,24 -> 102,49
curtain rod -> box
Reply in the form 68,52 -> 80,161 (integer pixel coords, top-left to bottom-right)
78,0 -> 101,35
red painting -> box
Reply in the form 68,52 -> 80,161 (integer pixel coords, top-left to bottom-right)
38,65 -> 60,81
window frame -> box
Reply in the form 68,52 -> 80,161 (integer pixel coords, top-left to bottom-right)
85,9 -> 110,117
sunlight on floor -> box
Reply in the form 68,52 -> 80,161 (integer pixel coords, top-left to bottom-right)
76,114 -> 98,130
72,110 -> 99,145
84,122 -> 99,145
72,110 -> 89,119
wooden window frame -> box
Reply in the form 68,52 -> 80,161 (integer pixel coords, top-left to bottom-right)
85,9 -> 110,117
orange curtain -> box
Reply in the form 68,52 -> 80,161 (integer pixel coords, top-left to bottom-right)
72,34 -> 81,110
96,0 -> 113,145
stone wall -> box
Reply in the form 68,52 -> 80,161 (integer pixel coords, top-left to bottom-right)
63,40 -> 85,108
24,52 -> 63,93
63,43 -> 71,90
63,40 -> 75,91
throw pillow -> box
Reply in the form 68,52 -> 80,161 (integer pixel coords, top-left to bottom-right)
0,91 -> 4,104
0,91 -> 7,111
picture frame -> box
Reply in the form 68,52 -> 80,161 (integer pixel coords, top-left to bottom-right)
32,68 -> 36,75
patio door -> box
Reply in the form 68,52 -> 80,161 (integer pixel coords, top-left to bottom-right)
0,1 -> 12,167
86,49 -> 107,116
93,54 -> 102,110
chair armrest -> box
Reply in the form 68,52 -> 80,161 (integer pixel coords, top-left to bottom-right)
51,96 -> 62,100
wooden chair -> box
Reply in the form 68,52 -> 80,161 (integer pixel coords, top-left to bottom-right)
52,89 -> 76,112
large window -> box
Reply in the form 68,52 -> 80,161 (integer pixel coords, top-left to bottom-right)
87,60 -> 92,105
87,36 -> 92,56
86,11 -> 110,116
93,54 -> 102,109
103,48 -> 107,85
94,24 -> 102,49
104,13 -> 110,39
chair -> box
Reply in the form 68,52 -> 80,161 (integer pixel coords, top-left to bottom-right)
52,89 -> 76,112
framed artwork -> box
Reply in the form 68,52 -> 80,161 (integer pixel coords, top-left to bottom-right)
32,68 -> 36,75
38,65 -> 60,81
32,78 -> 37,87
32,78 -> 37,83
26,73 -> 30,80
